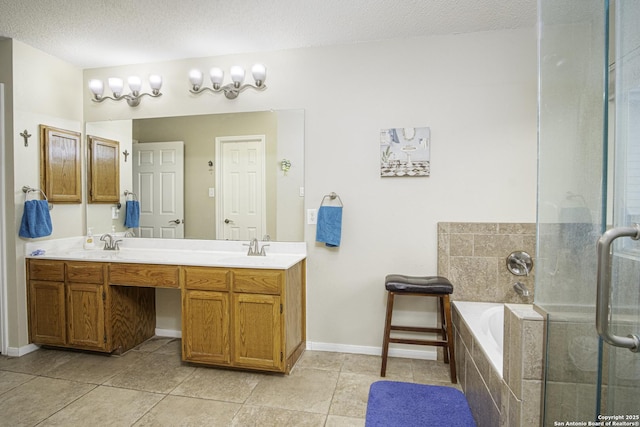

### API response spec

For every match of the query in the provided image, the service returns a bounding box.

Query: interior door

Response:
[215,135,266,240]
[132,141,184,238]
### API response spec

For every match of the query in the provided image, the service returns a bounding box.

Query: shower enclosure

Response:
[537,0,640,424]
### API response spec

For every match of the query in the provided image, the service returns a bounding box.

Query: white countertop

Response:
[25,237,307,270]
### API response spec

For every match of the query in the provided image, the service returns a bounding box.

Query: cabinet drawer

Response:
[28,260,64,281]
[184,267,230,291]
[109,263,180,288]
[67,262,104,284]
[233,269,282,295]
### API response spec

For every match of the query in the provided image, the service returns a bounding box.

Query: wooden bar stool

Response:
[380,274,457,383]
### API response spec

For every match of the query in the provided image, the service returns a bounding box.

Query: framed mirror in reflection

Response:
[85,109,304,242]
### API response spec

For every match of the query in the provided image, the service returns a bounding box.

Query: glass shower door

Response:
[537,0,640,424]
[600,0,640,417]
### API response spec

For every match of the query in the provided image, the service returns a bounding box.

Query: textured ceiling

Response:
[0,0,536,69]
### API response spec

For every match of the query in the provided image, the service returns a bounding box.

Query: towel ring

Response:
[320,192,343,207]
[22,186,53,210]
[124,190,138,201]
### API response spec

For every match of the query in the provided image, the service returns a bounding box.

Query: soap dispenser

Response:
[84,228,95,250]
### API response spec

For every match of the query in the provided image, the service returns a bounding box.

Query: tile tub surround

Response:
[438,222,536,303]
[453,302,544,427]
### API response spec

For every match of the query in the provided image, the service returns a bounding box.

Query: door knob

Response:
[224,218,234,224]
[168,219,182,225]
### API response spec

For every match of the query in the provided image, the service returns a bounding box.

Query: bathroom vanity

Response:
[25,238,306,374]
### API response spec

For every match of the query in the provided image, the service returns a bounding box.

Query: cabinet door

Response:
[87,135,120,203]
[183,290,230,364]
[232,293,283,371]
[28,280,66,345]
[66,283,107,351]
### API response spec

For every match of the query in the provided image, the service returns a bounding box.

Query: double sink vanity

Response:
[25,237,306,374]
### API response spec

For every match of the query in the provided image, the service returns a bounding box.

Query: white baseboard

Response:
[155,328,182,338]
[5,343,39,357]
[5,337,434,361]
[306,341,437,360]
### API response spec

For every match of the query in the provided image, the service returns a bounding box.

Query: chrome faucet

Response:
[100,233,122,251]
[513,281,531,297]
[245,238,269,256]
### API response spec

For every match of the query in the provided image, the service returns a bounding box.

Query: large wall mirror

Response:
[85,109,305,242]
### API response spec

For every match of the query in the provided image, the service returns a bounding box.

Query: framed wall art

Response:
[380,127,430,177]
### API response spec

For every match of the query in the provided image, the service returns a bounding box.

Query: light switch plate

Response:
[208,187,215,197]
[111,206,119,219]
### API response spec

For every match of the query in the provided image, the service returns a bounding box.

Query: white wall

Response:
[6,40,83,351]
[3,28,537,354]
[84,29,538,353]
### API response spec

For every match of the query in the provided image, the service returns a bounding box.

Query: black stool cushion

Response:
[385,274,453,295]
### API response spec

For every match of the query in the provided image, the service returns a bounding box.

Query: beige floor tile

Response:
[246,367,339,414]
[104,352,195,394]
[0,370,35,395]
[0,348,80,376]
[39,385,164,426]
[295,350,345,371]
[171,367,262,403]
[341,353,384,376]
[134,395,241,426]
[325,414,366,427]
[411,358,457,385]
[381,356,415,380]
[0,376,95,426]
[329,372,380,418]
[152,338,182,356]
[43,349,149,385]
[231,405,326,426]
[133,336,177,353]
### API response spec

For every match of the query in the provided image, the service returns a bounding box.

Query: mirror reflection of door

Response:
[132,141,184,238]
[216,135,266,240]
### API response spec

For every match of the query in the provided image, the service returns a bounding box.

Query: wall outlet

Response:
[307,208,317,225]
[111,206,119,219]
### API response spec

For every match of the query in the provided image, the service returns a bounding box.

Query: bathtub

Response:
[453,301,504,377]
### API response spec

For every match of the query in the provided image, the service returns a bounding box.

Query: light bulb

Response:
[149,74,162,91]
[127,76,142,94]
[209,67,224,87]
[189,69,203,89]
[108,77,124,96]
[230,66,245,86]
[251,64,266,86]
[88,79,104,97]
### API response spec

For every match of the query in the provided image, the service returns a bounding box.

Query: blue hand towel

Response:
[316,205,342,247]
[124,200,140,228]
[19,200,53,239]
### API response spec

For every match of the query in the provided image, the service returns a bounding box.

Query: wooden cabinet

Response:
[27,257,306,373]
[182,262,306,373]
[39,125,82,203]
[27,259,108,352]
[87,135,120,203]
[27,259,155,354]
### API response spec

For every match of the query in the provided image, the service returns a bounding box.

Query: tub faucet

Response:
[513,281,530,297]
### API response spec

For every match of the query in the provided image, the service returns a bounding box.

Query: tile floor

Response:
[0,337,460,426]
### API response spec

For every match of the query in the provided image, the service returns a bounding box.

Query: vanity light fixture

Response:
[188,64,266,99]
[88,75,163,107]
